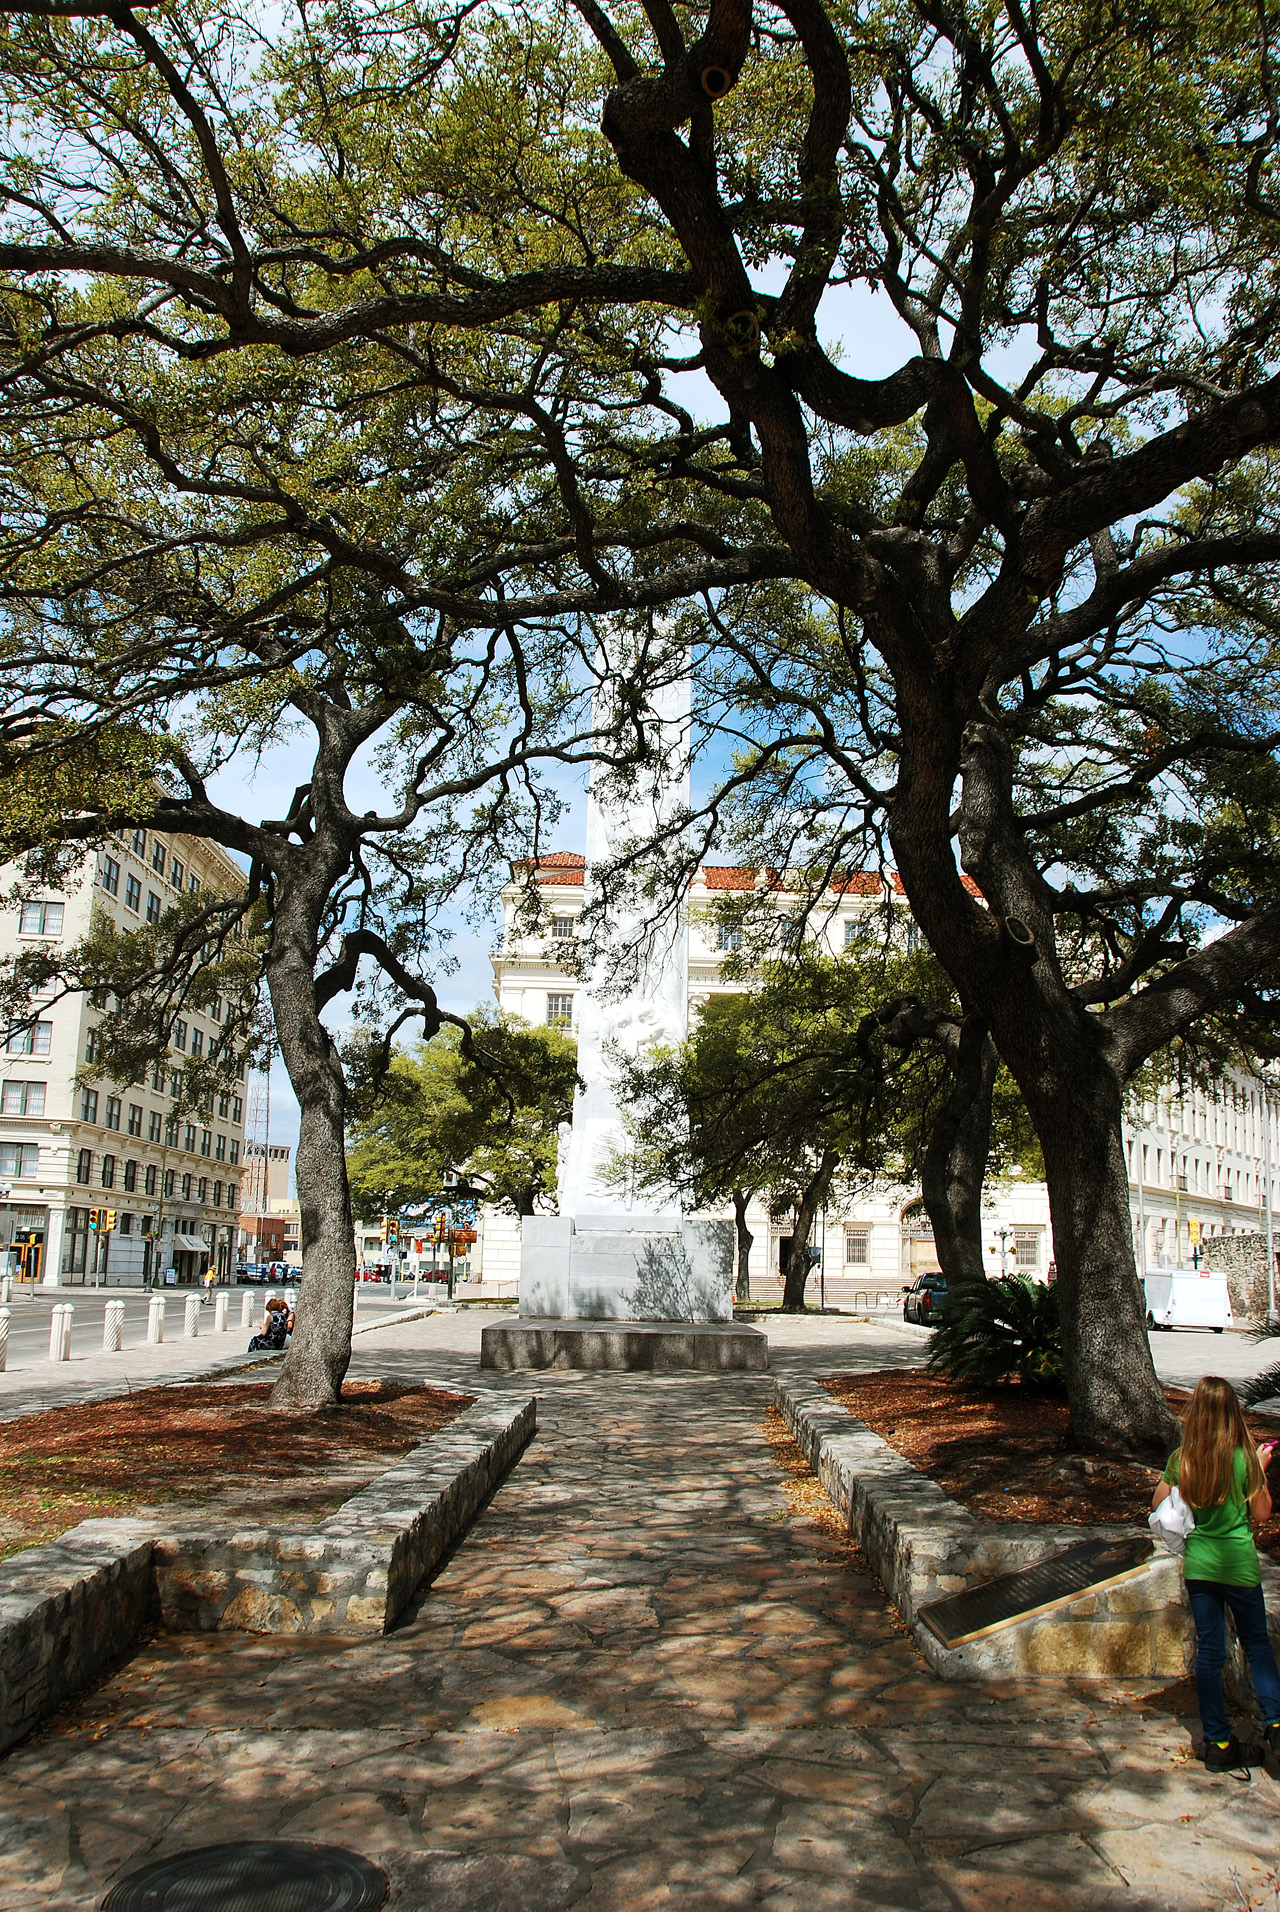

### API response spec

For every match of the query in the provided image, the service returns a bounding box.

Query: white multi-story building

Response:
[0,826,248,1286]
[488,853,1280,1296]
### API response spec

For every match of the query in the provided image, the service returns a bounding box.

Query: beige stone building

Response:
[0,826,248,1286]
[487,853,1280,1297]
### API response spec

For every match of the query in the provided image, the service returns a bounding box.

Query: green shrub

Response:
[927,1273,1064,1391]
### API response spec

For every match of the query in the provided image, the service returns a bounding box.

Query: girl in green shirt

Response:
[1153,1375,1279,1777]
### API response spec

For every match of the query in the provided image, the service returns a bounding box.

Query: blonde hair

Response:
[1175,1375,1265,1507]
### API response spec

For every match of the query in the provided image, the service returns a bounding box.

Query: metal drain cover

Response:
[101,1840,388,1911]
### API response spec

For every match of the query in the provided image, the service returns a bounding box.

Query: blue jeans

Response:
[1185,1580,1280,1742]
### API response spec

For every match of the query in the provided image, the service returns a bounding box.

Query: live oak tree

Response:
[6,0,1280,1447]
[345,1011,579,1222]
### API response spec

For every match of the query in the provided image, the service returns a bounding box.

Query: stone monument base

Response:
[480,1316,769,1373]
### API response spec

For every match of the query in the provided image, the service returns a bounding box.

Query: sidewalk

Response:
[1,1310,1276,1909]
[0,1304,437,1424]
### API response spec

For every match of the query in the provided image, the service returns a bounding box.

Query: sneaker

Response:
[1264,1722,1280,1758]
[1203,1735,1252,1778]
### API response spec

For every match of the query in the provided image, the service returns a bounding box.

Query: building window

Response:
[123,1159,138,1191]
[212,1180,222,1207]
[151,1063,165,1092]
[124,874,141,913]
[145,1163,157,1196]
[81,1088,99,1123]
[716,924,743,952]
[181,1172,192,1200]
[228,1181,238,1209]
[184,1122,196,1151]
[844,919,865,948]
[7,1022,52,1057]
[200,1128,211,1157]
[127,1103,142,1135]
[131,827,146,856]
[215,1132,226,1161]
[105,1095,121,1131]
[101,857,120,897]
[101,1153,115,1188]
[197,1175,208,1202]
[85,1029,102,1064]
[170,857,184,890]
[77,1147,93,1184]
[844,1227,870,1266]
[229,1140,239,1165]
[0,1141,38,1177]
[148,1110,162,1142]
[551,916,575,939]
[188,873,201,895]
[19,900,64,936]
[232,1096,243,1125]
[546,993,574,1026]
[1014,1229,1041,1271]
[151,841,166,873]
[0,1081,44,1115]
[173,1019,187,1051]
[217,1093,229,1118]
[165,1114,179,1147]
[191,1028,203,1059]
[146,890,162,924]
[169,1070,182,1099]
[163,1169,175,1197]
[119,1211,133,1235]
[211,999,223,1023]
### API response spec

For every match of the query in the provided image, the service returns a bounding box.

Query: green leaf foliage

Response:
[927,1275,1065,1393]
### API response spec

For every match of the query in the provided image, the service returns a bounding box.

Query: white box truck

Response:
[1143,1267,1233,1333]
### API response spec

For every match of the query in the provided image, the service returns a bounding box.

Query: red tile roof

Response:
[702,866,757,890]
[516,855,983,900]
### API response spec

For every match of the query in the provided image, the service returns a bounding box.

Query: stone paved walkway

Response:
[1,1314,1278,1909]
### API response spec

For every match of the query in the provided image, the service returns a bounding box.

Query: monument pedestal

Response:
[481,1315,768,1372]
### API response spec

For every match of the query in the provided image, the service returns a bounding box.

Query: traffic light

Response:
[379,1215,390,1245]
[87,1208,101,1232]
[103,1210,116,1233]
[386,1219,398,1246]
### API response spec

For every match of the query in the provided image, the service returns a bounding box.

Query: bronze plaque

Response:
[918,1533,1155,1649]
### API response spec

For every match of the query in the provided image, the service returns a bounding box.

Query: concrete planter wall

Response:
[775,1371,1280,1682]
[0,1392,535,1757]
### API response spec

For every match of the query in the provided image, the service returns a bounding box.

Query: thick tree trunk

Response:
[732,1186,753,1303]
[921,1016,997,1289]
[266,893,359,1410]
[781,1149,839,1311]
[1030,1062,1178,1456]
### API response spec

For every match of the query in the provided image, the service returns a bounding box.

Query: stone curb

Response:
[0,1389,535,1758]
[773,1369,1212,1682]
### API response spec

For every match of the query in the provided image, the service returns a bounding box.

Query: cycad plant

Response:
[927,1274,1064,1391]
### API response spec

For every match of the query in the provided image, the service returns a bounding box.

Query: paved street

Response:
[2,1311,1279,1910]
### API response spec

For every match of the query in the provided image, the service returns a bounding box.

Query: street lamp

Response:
[1261,1074,1278,1329]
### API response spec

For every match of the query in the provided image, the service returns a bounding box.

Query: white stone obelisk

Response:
[558,671,690,1219]
[520,668,734,1322]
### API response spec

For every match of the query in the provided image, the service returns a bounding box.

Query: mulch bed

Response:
[821,1368,1280,1560]
[0,1379,472,1561]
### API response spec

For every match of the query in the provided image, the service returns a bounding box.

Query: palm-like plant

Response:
[927,1274,1064,1391]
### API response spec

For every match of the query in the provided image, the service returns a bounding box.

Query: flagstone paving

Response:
[1,1313,1277,1910]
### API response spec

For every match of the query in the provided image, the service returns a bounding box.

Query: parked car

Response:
[902,1271,948,1324]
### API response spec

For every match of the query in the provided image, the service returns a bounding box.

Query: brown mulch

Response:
[0,1379,472,1561]
[821,1368,1280,1559]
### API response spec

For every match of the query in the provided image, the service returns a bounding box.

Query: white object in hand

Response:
[1149,1485,1195,1555]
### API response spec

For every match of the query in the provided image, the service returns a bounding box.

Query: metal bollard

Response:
[1,1275,10,1306]
[0,1306,8,1372]
[214,1292,228,1333]
[147,1294,165,1344]
[240,1290,253,1329]
[103,1298,124,1352]
[284,1288,296,1310]
[184,1293,200,1338]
